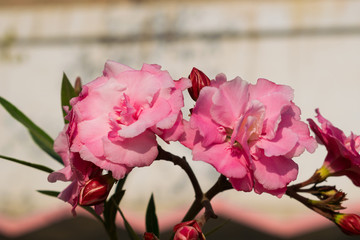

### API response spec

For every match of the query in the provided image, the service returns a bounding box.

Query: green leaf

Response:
[0,96,62,164]
[103,176,128,240]
[112,198,140,240]
[0,154,54,173]
[37,190,59,197]
[61,73,76,122]
[145,193,159,238]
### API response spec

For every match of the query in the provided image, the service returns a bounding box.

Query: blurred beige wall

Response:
[0,0,360,228]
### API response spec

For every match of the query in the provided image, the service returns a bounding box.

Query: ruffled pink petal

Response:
[48,165,73,183]
[256,128,298,157]
[175,77,192,91]
[103,130,158,168]
[118,97,172,138]
[210,73,227,88]
[81,77,128,117]
[141,64,175,89]
[190,87,226,147]
[231,100,265,158]
[178,120,197,149]
[315,109,347,142]
[159,112,186,142]
[249,78,294,140]
[211,77,249,128]
[253,153,298,191]
[229,172,253,192]
[156,88,184,130]
[57,181,80,207]
[254,182,287,198]
[53,125,71,166]
[74,115,110,156]
[193,142,248,179]
[78,145,131,180]
[103,60,134,78]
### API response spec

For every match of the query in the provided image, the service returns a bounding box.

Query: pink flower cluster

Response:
[184,74,317,197]
[48,61,190,211]
[49,61,317,211]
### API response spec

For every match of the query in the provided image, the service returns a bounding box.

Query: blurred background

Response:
[1,0,360,239]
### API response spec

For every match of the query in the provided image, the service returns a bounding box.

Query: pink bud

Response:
[79,174,115,206]
[173,220,205,240]
[188,67,211,101]
[334,213,360,235]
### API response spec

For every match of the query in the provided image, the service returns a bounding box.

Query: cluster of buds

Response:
[287,170,360,235]
[308,186,347,211]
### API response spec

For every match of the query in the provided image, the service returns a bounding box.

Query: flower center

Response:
[111,93,143,127]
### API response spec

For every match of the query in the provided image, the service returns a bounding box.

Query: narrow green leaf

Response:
[0,154,54,173]
[103,175,128,223]
[112,199,140,240]
[0,96,62,164]
[37,190,59,197]
[103,176,128,240]
[61,73,76,122]
[145,193,159,238]
[29,131,62,163]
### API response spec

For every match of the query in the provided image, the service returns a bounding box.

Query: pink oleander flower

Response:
[48,61,190,212]
[173,220,205,240]
[186,74,317,197]
[308,109,360,185]
[334,213,360,235]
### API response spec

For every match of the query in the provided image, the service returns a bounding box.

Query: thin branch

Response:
[182,175,233,222]
[156,145,203,200]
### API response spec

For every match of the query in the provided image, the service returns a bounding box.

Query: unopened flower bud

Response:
[188,67,211,101]
[310,186,347,211]
[79,174,115,206]
[143,232,159,240]
[334,213,360,235]
[173,220,205,240]
[74,76,83,96]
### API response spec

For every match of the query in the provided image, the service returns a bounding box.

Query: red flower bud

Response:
[143,232,159,240]
[188,67,211,101]
[79,174,115,206]
[173,220,205,240]
[334,213,360,235]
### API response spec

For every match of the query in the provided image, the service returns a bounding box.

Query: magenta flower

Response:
[48,61,190,211]
[308,109,360,185]
[187,74,317,197]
